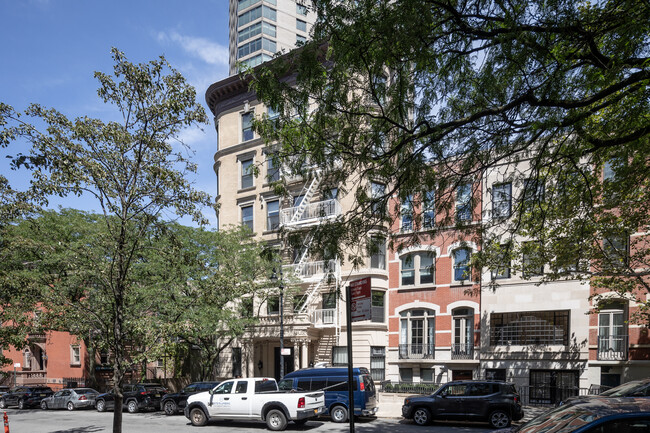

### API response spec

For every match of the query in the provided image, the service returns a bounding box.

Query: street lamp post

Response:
[270,268,285,379]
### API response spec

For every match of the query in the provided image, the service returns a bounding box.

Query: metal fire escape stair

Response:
[287,171,322,225]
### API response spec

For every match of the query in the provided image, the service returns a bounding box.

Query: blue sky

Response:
[0,0,231,226]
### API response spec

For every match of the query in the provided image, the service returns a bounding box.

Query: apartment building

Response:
[229,0,316,75]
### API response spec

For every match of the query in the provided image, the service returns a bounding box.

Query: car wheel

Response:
[127,399,138,413]
[163,400,177,416]
[67,401,75,411]
[17,399,25,410]
[330,405,348,423]
[266,408,288,431]
[40,400,48,410]
[189,407,208,426]
[489,410,511,429]
[0,398,5,409]
[96,399,106,412]
[413,407,432,426]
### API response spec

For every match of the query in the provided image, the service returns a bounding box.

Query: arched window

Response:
[399,309,435,359]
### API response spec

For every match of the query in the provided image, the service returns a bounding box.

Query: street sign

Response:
[350,277,371,322]
[280,348,291,356]
[13,363,20,368]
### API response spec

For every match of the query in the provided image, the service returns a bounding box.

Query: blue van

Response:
[278,367,378,422]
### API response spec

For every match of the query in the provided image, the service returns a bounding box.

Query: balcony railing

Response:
[451,343,474,360]
[597,335,629,361]
[280,199,341,226]
[312,309,337,327]
[284,260,339,280]
[399,343,435,359]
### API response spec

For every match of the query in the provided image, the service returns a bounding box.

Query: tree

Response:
[0,48,212,433]
[248,0,650,321]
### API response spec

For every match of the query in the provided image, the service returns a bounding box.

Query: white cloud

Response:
[157,31,229,67]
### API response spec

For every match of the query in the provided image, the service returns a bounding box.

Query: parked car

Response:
[95,383,167,413]
[40,388,99,411]
[496,397,650,432]
[278,367,378,422]
[0,386,54,409]
[0,386,9,397]
[160,381,219,415]
[401,380,523,429]
[184,377,325,431]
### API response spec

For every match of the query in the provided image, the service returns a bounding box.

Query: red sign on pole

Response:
[350,277,371,322]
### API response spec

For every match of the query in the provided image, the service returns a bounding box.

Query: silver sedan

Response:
[40,388,99,411]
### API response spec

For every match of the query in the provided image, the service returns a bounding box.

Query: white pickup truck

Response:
[184,377,325,431]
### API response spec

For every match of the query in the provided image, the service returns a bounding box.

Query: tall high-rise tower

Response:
[229,0,316,75]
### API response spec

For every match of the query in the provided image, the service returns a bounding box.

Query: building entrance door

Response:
[274,347,294,380]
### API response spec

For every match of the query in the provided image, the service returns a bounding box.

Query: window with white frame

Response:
[491,310,569,346]
[452,308,474,356]
[423,190,435,229]
[369,236,386,269]
[241,158,254,189]
[453,248,471,282]
[242,112,254,142]
[266,156,279,183]
[491,243,511,280]
[401,195,413,231]
[296,3,307,15]
[266,200,279,231]
[400,252,435,286]
[241,204,254,231]
[70,345,81,366]
[492,183,512,218]
[371,290,385,323]
[456,183,472,222]
[332,346,347,367]
[370,181,386,214]
[603,233,629,268]
[598,301,627,359]
[370,347,385,382]
[399,309,435,358]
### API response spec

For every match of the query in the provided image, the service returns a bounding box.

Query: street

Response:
[2,408,495,433]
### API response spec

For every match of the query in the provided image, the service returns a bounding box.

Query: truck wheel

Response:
[330,405,348,423]
[96,399,106,412]
[413,407,432,426]
[127,399,139,413]
[266,408,288,431]
[489,410,511,428]
[189,408,208,426]
[163,400,177,415]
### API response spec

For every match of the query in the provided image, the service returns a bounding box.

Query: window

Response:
[241,205,253,231]
[485,369,506,381]
[296,19,307,32]
[240,53,272,69]
[369,236,386,269]
[240,297,254,318]
[238,21,276,43]
[400,252,434,286]
[598,302,627,360]
[523,178,544,206]
[421,368,435,382]
[71,345,81,366]
[100,351,109,365]
[456,183,472,222]
[241,111,254,142]
[265,199,279,231]
[296,35,306,45]
[453,248,471,281]
[522,241,544,277]
[267,105,279,120]
[401,195,413,231]
[452,308,474,358]
[370,347,385,382]
[238,5,276,27]
[332,346,347,367]
[492,183,512,218]
[322,292,336,309]
[371,290,385,323]
[296,3,307,15]
[238,37,276,59]
[490,310,570,346]
[215,169,219,197]
[266,156,279,183]
[603,234,629,267]
[241,158,254,188]
[399,309,435,359]
[371,74,387,103]
[370,181,386,214]
[267,296,279,315]
[423,190,435,229]
[237,0,261,11]
[399,368,413,382]
[491,244,511,279]
[235,380,248,393]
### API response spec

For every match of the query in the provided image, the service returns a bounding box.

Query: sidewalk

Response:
[377,393,550,423]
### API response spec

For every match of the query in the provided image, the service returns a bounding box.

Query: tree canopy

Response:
[248,0,650,320]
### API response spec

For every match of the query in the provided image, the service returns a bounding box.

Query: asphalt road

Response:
[2,408,495,433]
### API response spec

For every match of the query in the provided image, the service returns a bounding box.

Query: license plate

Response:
[40,394,46,397]
[154,394,160,398]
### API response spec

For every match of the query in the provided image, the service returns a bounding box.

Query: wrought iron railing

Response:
[451,343,474,359]
[280,199,341,225]
[597,335,628,361]
[398,343,435,359]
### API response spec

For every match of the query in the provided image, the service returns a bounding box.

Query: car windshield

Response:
[143,386,166,392]
[600,381,647,397]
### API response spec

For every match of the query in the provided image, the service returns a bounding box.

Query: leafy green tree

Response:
[0,49,211,433]
[248,0,650,321]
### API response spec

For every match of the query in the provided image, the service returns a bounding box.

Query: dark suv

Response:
[95,383,167,413]
[0,386,54,409]
[402,380,524,429]
[160,381,219,415]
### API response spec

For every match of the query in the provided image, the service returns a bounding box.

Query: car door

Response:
[463,383,494,418]
[52,390,65,409]
[433,384,467,418]
[229,380,252,417]
[206,380,234,418]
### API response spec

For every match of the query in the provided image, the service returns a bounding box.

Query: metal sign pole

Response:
[345,283,355,433]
